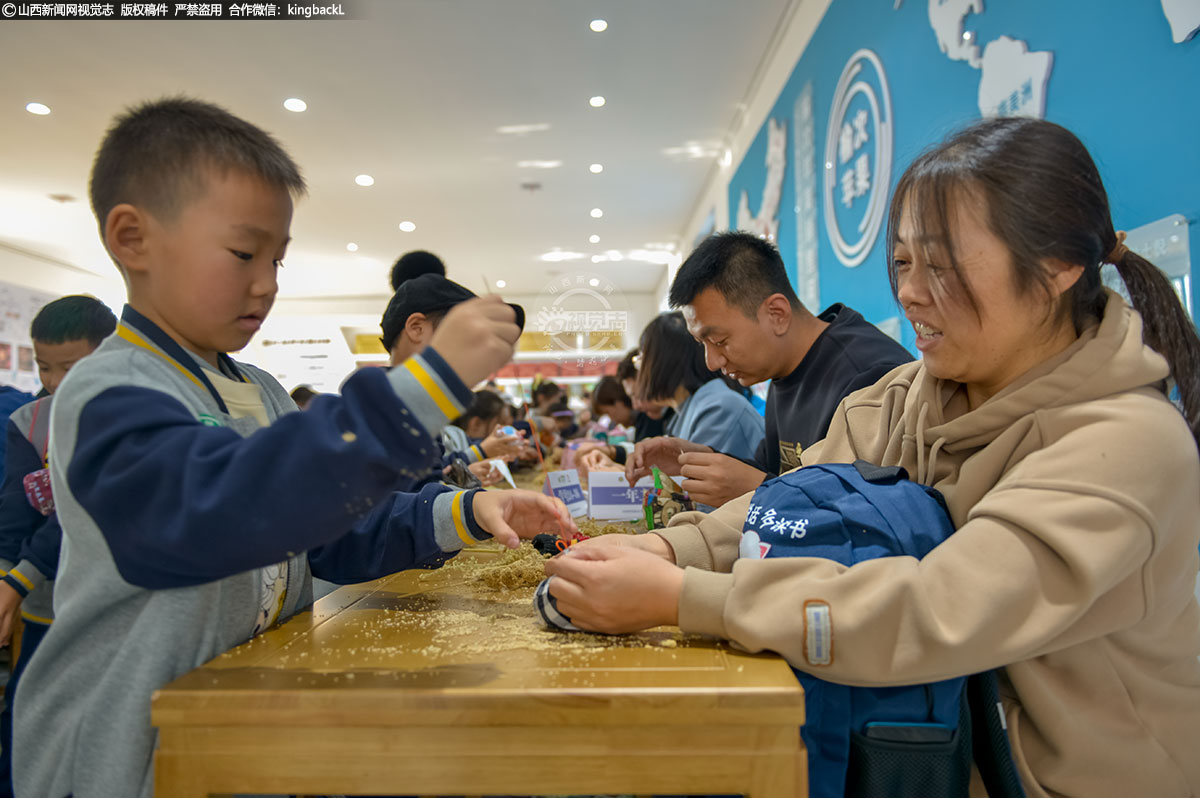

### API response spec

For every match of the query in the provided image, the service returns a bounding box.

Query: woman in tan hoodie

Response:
[546,117,1200,798]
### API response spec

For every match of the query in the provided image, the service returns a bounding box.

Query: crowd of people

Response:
[0,95,1195,798]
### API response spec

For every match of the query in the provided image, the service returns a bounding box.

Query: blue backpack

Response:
[742,461,1025,798]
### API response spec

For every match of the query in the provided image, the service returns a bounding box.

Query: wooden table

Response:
[152,550,807,797]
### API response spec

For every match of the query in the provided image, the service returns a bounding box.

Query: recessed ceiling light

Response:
[283,98,307,112]
[591,255,603,263]
[590,19,607,32]
[355,174,374,186]
[496,122,550,135]
[516,159,563,169]
[589,163,604,174]
[590,208,603,218]
[25,102,50,115]
[588,234,600,244]
[398,221,416,232]
[589,278,600,287]
[496,279,507,288]
[540,250,585,262]
[589,96,606,108]
[346,242,358,252]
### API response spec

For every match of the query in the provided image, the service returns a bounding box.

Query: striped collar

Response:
[116,305,246,415]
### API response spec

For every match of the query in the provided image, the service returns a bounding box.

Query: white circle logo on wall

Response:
[533,272,629,364]
[823,49,893,268]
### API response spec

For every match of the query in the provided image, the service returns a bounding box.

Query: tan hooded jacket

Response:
[658,292,1200,798]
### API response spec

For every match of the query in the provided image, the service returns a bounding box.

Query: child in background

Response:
[0,294,117,797]
[13,97,573,798]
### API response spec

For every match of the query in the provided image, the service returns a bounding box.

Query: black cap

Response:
[380,273,525,351]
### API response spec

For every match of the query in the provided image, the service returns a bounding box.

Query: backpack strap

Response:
[969,670,1027,798]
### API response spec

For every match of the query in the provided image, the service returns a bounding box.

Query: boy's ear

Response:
[105,204,151,274]
[404,312,430,343]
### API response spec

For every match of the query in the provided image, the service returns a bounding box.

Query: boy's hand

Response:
[430,296,520,388]
[0,582,24,647]
[626,437,713,483]
[678,453,766,508]
[544,545,685,634]
[473,489,577,549]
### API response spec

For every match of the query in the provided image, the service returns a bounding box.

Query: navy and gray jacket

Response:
[14,306,492,798]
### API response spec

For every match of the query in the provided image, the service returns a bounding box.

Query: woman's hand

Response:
[472,489,577,548]
[544,545,685,634]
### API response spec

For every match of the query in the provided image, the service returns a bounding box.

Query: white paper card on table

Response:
[587,471,655,521]
[542,469,589,518]
[486,458,516,488]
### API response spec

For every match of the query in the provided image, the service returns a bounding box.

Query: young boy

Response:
[382,272,527,475]
[0,295,117,796]
[13,97,572,798]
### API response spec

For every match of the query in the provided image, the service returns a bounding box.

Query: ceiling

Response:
[0,0,794,306]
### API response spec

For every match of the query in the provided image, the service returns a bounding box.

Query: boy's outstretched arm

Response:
[309,484,575,584]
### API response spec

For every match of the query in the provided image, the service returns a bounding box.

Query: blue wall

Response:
[728,0,1200,353]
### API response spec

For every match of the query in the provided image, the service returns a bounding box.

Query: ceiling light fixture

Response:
[283,98,307,112]
[589,234,600,244]
[25,102,50,115]
[346,243,358,252]
[516,159,563,169]
[589,278,600,287]
[589,163,603,174]
[496,279,507,288]
[398,221,416,232]
[355,174,374,186]
[590,208,604,218]
[496,122,550,135]
[589,96,606,108]
[589,19,607,32]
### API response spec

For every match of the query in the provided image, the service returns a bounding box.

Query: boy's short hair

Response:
[89,97,306,253]
[668,231,801,318]
[30,295,117,346]
[390,250,446,291]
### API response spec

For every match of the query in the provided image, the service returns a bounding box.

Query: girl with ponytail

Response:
[549,117,1200,798]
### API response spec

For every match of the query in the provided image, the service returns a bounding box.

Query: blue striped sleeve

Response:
[67,364,457,590]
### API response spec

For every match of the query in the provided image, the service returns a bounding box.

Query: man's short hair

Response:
[90,97,306,251]
[30,295,117,346]
[668,231,800,318]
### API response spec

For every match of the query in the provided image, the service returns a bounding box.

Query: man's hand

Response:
[0,582,23,648]
[544,545,685,634]
[626,437,713,483]
[428,296,521,388]
[472,489,577,549]
[677,452,767,508]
